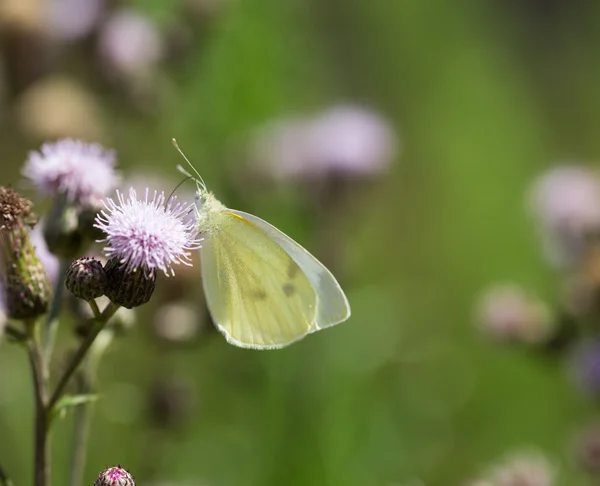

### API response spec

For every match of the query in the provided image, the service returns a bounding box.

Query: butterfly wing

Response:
[200,211,318,349]
[228,210,351,330]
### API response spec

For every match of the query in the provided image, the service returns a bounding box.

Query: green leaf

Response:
[52,393,100,420]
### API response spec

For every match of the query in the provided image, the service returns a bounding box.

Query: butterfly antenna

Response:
[166,174,195,206]
[172,138,207,191]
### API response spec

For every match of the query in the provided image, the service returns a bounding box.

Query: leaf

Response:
[52,393,100,420]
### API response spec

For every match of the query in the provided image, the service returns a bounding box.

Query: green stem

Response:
[46,302,119,414]
[67,373,92,486]
[67,299,110,486]
[42,259,69,375]
[27,331,49,486]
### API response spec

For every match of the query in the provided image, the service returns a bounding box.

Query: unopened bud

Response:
[65,257,106,301]
[94,466,135,486]
[104,258,156,309]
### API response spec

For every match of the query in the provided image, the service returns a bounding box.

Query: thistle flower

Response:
[95,189,201,277]
[250,106,399,181]
[528,165,600,268]
[0,187,51,320]
[475,284,554,345]
[94,189,201,308]
[97,8,163,78]
[488,450,556,486]
[23,138,118,204]
[94,466,135,486]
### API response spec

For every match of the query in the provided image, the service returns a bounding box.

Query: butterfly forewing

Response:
[228,210,351,329]
[200,211,318,349]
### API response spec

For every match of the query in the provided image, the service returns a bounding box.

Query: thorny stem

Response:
[47,302,120,413]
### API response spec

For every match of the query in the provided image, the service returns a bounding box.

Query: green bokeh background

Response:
[1,1,600,485]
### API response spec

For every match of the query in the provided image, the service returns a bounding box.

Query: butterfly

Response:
[173,139,351,349]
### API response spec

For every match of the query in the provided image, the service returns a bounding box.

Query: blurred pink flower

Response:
[528,165,600,267]
[97,8,163,77]
[46,0,104,41]
[23,139,119,204]
[304,105,400,176]
[29,221,60,285]
[488,450,556,486]
[250,105,400,181]
[475,284,553,345]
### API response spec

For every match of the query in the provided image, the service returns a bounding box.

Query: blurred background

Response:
[2,0,600,485]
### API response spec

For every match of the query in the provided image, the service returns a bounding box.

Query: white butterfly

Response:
[173,139,351,349]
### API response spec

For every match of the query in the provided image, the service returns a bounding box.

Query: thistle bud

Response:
[94,466,135,486]
[104,258,156,309]
[65,257,106,301]
[0,187,51,320]
[77,196,105,241]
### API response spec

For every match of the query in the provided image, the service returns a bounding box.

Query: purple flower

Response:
[528,165,600,268]
[249,105,400,181]
[94,188,202,277]
[97,8,163,77]
[570,340,600,396]
[29,222,60,285]
[23,139,119,203]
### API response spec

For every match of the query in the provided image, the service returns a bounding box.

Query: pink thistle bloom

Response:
[94,188,202,277]
[23,139,119,203]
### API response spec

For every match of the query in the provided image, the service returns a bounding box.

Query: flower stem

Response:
[67,373,92,486]
[27,329,49,486]
[47,302,119,414]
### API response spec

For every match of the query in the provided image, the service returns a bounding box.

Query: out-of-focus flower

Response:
[574,424,600,474]
[46,0,104,41]
[250,106,399,182]
[528,165,600,268]
[94,466,135,486]
[95,188,202,277]
[65,257,106,301]
[97,8,163,78]
[488,450,556,486]
[153,301,204,345]
[569,340,600,396]
[304,105,399,177]
[23,139,118,204]
[15,75,104,140]
[29,220,59,284]
[475,284,554,345]
[0,188,51,320]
